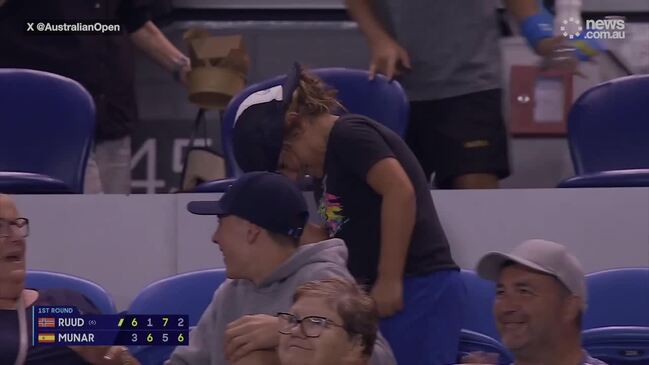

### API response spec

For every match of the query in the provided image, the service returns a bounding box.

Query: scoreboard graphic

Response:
[33,306,189,346]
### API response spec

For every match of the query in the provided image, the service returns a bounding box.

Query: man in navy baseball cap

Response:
[187,171,308,240]
[170,172,398,365]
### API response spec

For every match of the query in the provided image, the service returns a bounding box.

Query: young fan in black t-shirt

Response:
[233,63,467,365]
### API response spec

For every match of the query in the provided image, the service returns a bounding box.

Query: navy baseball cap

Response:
[233,62,303,172]
[187,172,308,239]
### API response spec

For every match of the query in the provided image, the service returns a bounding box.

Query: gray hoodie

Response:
[166,239,396,365]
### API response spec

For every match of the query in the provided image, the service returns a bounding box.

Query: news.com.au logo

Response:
[559,16,626,40]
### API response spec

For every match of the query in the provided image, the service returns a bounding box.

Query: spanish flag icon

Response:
[38,333,56,343]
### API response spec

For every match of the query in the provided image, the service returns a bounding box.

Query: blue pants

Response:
[380,269,466,365]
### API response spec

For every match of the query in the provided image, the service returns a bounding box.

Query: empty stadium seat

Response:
[581,268,649,365]
[0,69,95,193]
[26,270,116,314]
[582,326,649,365]
[584,268,649,329]
[559,75,649,188]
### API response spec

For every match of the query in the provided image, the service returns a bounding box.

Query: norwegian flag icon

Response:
[38,317,56,328]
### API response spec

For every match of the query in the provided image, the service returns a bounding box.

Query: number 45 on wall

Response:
[130,139,165,194]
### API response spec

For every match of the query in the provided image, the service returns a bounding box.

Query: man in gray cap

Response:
[475,239,607,365]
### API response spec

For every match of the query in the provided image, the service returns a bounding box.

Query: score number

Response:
[130,332,186,345]
[116,315,189,346]
[122,315,187,329]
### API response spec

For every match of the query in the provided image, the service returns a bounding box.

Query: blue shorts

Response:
[380,269,466,365]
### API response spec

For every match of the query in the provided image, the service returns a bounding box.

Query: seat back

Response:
[0,69,95,193]
[127,269,226,365]
[221,68,409,176]
[582,326,649,365]
[458,329,512,365]
[567,75,649,175]
[460,269,501,340]
[26,270,116,314]
[128,269,227,326]
[584,268,649,329]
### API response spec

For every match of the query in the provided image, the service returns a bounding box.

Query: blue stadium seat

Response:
[460,269,501,340]
[559,75,649,188]
[584,268,649,329]
[582,326,649,365]
[26,270,116,314]
[0,69,95,193]
[581,268,649,365]
[458,329,513,365]
[194,67,409,192]
[127,269,227,365]
[459,270,512,364]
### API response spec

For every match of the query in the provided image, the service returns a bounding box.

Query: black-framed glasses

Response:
[0,218,29,238]
[277,312,345,338]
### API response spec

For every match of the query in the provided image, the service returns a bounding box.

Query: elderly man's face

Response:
[0,194,27,300]
[493,264,574,353]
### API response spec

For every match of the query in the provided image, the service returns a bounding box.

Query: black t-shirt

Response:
[317,114,458,286]
[0,288,100,365]
[0,0,151,141]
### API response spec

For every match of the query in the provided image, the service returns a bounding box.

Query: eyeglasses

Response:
[277,312,345,338]
[0,218,30,238]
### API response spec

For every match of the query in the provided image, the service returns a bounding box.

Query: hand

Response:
[172,55,191,87]
[69,345,141,365]
[175,64,191,87]
[461,351,499,364]
[370,276,403,318]
[536,36,585,77]
[224,314,280,363]
[368,37,411,80]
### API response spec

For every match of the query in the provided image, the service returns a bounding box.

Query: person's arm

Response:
[344,0,392,49]
[366,158,416,317]
[504,0,538,22]
[505,0,602,64]
[129,21,190,84]
[504,0,561,57]
[344,0,410,79]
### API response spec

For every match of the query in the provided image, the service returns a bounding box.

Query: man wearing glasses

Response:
[0,194,141,364]
[166,172,395,365]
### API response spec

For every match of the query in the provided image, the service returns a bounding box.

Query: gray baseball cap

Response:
[476,239,587,308]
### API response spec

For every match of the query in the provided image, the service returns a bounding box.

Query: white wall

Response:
[14,189,649,310]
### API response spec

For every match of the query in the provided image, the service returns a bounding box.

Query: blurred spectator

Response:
[0,0,190,194]
[0,194,140,364]
[166,172,395,365]
[345,0,593,189]
[278,278,380,365]
[474,239,608,365]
